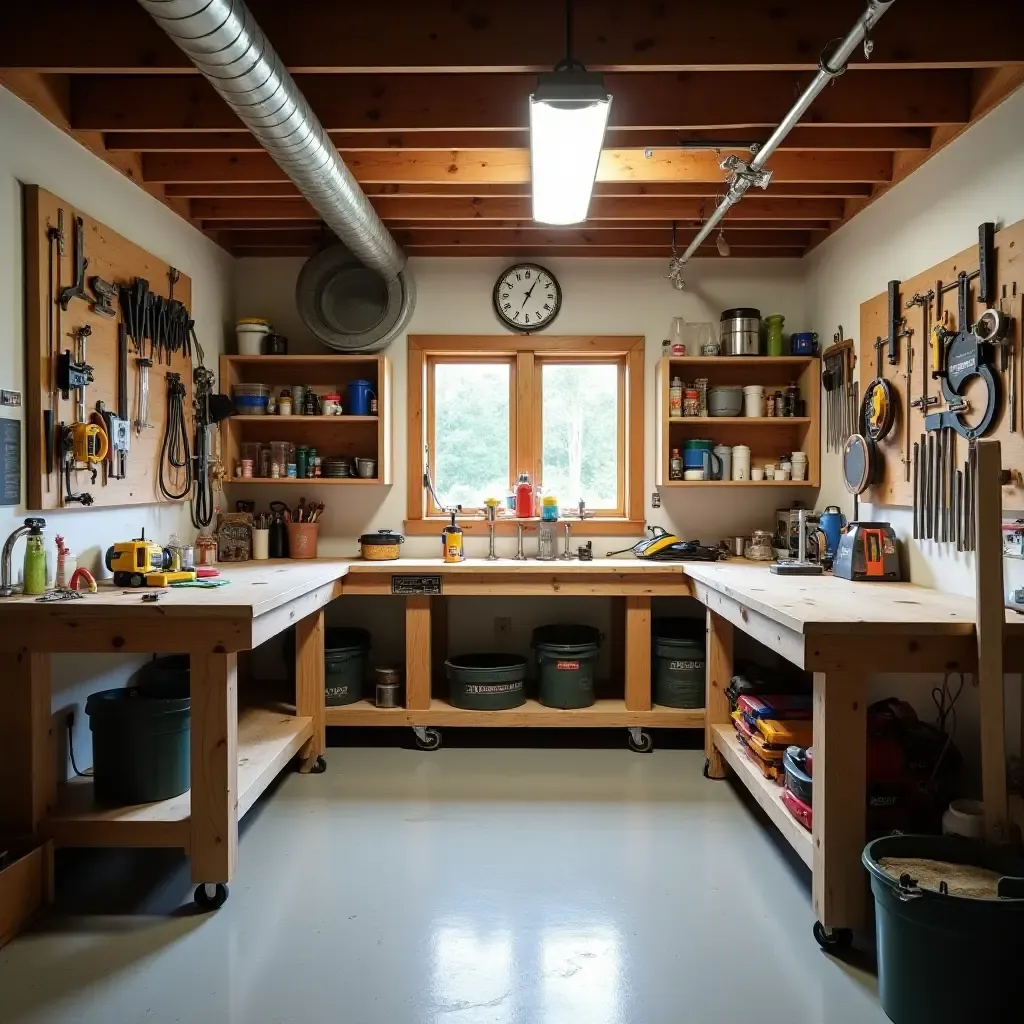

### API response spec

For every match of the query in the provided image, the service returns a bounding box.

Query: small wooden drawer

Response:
[0,840,53,949]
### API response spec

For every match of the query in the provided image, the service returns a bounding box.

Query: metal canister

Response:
[296,446,309,479]
[775,389,789,417]
[785,382,800,417]
[375,667,402,708]
[719,308,762,356]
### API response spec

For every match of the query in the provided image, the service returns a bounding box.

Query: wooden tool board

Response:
[859,214,1024,511]
[24,186,193,512]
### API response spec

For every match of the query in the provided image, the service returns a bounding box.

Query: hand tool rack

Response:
[24,186,194,511]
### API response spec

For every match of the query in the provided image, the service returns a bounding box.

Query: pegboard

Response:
[859,214,1024,511]
[24,186,194,512]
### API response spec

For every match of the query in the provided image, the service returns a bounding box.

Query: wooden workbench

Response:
[685,559,1024,947]
[337,558,703,735]
[0,560,347,907]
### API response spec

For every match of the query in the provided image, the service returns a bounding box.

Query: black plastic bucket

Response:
[87,659,190,806]
[324,627,371,706]
[863,833,1024,1023]
[652,618,706,708]
[532,624,601,709]
[446,653,527,710]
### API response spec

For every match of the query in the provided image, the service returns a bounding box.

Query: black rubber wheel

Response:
[414,727,442,751]
[703,757,712,778]
[308,754,327,774]
[813,921,853,953]
[194,883,229,911]
[627,730,653,753]
[129,573,145,587]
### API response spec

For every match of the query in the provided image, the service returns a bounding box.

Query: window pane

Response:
[541,363,620,510]
[433,362,510,508]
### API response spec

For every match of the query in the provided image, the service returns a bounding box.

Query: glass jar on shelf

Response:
[669,448,683,481]
[683,389,700,417]
[669,376,683,418]
[745,530,774,562]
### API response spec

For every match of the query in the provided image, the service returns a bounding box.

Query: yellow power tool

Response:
[105,529,196,587]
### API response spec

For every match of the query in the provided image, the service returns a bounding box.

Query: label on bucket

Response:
[466,682,522,694]
[556,661,580,671]
[326,685,350,698]
[669,660,703,672]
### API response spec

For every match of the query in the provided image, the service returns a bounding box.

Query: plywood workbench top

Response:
[341,557,685,574]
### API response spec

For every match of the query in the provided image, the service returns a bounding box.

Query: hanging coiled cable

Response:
[160,372,192,501]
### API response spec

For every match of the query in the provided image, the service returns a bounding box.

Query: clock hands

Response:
[520,274,544,309]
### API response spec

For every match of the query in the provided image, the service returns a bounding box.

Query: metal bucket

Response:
[720,307,762,356]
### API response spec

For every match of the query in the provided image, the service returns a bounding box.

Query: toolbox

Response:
[783,745,813,804]
[736,693,812,721]
[738,738,785,781]
[755,717,813,749]
[781,787,813,831]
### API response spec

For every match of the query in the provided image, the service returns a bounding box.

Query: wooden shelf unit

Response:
[325,698,704,728]
[712,724,813,867]
[46,707,312,850]
[220,354,393,487]
[656,356,821,488]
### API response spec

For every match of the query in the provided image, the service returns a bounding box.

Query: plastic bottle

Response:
[515,473,534,518]
[23,521,47,595]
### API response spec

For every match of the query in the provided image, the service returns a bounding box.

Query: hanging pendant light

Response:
[530,1,611,225]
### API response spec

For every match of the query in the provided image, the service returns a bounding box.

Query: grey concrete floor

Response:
[0,745,888,1024]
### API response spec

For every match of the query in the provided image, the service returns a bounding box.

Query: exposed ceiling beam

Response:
[71,71,970,132]
[190,196,845,222]
[205,218,831,233]
[105,126,934,152]
[226,246,806,259]
[5,1,1022,73]
[165,181,873,200]
[142,150,892,186]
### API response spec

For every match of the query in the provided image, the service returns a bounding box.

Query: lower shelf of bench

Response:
[712,724,813,867]
[46,707,313,851]
[326,698,704,728]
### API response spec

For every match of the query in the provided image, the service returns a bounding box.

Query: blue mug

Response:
[790,332,818,355]
[347,379,376,416]
[683,448,723,479]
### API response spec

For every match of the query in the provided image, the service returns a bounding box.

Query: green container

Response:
[324,627,371,707]
[86,663,190,807]
[863,834,1024,1023]
[653,617,706,709]
[532,624,601,709]
[447,653,527,710]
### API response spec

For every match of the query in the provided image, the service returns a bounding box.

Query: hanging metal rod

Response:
[674,0,897,267]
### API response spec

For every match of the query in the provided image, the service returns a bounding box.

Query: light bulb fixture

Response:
[716,229,731,257]
[530,2,611,225]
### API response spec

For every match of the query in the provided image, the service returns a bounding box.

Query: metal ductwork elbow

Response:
[137,0,414,351]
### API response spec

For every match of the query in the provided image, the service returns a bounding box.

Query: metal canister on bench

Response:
[375,667,402,708]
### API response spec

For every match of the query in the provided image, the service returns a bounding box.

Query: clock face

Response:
[493,264,561,333]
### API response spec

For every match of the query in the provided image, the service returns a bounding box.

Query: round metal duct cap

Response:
[296,245,414,352]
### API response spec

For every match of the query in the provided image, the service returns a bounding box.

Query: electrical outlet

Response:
[494,616,512,636]
[651,492,661,508]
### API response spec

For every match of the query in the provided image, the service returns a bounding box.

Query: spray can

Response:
[441,511,464,563]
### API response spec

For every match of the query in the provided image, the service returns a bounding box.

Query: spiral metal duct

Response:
[137,0,414,350]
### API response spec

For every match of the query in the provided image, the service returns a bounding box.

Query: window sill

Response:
[404,518,646,537]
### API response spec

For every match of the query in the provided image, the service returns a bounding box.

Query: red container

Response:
[515,475,534,518]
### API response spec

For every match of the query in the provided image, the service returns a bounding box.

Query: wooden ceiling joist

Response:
[4,1,1022,73]
[141,150,893,186]
[190,196,845,222]
[105,127,934,153]
[71,71,970,133]
[165,182,873,201]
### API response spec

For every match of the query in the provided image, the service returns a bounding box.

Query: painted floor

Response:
[0,746,888,1024]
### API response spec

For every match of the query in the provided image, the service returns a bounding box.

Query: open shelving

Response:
[325,698,704,729]
[220,354,393,486]
[656,355,821,488]
[46,707,312,850]
[712,724,813,867]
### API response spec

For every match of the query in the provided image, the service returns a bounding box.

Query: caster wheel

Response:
[627,729,653,753]
[194,883,229,911]
[414,727,442,751]
[308,754,327,774]
[812,921,853,954]
[703,757,711,778]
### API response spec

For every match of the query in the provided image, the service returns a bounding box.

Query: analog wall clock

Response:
[493,263,562,333]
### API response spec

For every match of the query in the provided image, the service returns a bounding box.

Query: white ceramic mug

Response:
[776,466,791,481]
[751,467,765,481]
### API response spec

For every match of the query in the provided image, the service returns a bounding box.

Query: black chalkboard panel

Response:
[0,418,21,506]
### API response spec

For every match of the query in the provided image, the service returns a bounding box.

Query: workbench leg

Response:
[190,654,238,887]
[812,670,867,933]
[406,596,431,711]
[624,596,652,711]
[295,608,326,773]
[704,611,733,780]
[0,649,53,837]
[431,596,448,700]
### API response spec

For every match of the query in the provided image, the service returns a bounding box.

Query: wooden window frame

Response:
[407,335,645,537]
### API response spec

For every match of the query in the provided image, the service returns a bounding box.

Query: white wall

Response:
[0,86,234,776]
[805,85,1024,771]
[235,255,809,555]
